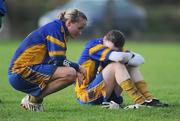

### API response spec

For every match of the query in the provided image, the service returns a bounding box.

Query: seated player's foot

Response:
[124,104,143,109]
[102,101,123,109]
[143,99,168,107]
[124,99,168,109]
[20,95,44,112]
[107,91,123,105]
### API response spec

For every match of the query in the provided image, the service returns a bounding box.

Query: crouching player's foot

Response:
[20,95,44,112]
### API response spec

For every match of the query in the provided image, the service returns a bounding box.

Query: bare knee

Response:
[108,62,126,71]
[52,67,77,82]
[103,62,130,83]
[66,68,77,81]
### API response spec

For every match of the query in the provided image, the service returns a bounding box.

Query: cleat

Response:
[124,104,143,109]
[143,99,168,107]
[124,99,169,109]
[20,95,44,112]
[102,101,122,109]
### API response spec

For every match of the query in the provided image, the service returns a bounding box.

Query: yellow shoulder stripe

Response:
[89,44,104,55]
[46,35,65,48]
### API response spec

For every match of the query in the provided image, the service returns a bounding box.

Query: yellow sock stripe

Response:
[135,80,154,100]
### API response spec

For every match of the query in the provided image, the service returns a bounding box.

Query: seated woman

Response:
[75,30,168,109]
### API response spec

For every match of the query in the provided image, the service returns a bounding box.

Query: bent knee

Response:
[108,62,126,70]
[52,67,77,81]
[66,68,77,81]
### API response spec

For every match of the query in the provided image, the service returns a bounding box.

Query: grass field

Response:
[0,40,180,121]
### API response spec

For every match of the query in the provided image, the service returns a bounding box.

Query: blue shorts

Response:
[8,64,57,97]
[77,73,123,105]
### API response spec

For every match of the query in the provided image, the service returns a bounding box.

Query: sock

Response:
[107,91,123,105]
[120,79,145,104]
[29,95,43,104]
[135,80,154,100]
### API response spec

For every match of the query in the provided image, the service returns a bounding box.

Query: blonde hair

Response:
[58,9,87,22]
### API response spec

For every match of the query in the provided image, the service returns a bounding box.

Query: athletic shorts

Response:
[77,73,106,105]
[77,73,123,105]
[8,64,57,97]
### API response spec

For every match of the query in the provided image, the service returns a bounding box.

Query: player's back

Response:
[8,20,65,74]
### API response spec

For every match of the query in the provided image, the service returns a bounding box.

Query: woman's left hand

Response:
[77,66,87,85]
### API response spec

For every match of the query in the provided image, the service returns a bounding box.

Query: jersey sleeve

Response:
[0,0,7,16]
[45,25,80,70]
[45,29,67,66]
[89,44,112,62]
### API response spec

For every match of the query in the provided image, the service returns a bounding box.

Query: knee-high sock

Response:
[120,79,145,104]
[135,80,154,100]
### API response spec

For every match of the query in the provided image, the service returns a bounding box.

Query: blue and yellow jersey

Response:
[8,19,69,75]
[75,38,114,94]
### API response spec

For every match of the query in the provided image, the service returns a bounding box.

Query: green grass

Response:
[0,40,180,121]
